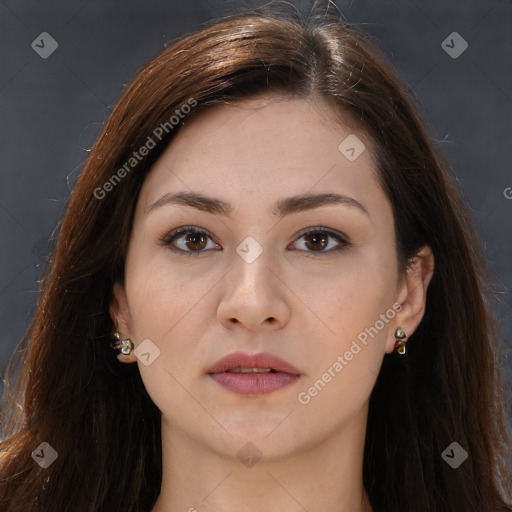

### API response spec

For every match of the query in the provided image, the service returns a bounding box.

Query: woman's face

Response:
[111,95,426,460]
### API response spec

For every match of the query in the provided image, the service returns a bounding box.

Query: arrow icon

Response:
[31,442,58,468]
[441,32,468,59]
[441,441,468,468]
[338,134,365,161]
[237,441,263,468]
[134,339,161,366]
[31,32,58,59]
[236,237,263,263]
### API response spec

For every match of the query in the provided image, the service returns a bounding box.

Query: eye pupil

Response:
[305,232,328,251]
[186,233,207,251]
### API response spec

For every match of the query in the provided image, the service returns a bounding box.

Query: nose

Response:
[217,250,291,332]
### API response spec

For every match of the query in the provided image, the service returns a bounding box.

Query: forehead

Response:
[138,95,387,221]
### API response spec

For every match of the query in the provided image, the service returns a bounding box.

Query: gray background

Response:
[1,0,511,433]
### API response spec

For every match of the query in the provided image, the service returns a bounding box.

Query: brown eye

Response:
[291,228,350,255]
[184,232,208,251]
[304,232,329,251]
[161,226,220,256]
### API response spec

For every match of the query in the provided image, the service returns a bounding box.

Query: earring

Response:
[394,328,407,355]
[110,332,136,363]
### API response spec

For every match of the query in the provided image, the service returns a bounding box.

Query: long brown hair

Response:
[1,2,510,511]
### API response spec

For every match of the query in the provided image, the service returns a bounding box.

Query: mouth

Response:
[207,351,302,396]
[224,368,275,373]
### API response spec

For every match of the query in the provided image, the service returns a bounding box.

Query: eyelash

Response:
[159,225,351,257]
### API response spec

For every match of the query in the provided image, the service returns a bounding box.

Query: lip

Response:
[207,351,302,396]
[207,351,301,375]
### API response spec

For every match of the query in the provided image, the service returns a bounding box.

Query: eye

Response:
[160,225,351,256]
[289,227,351,255]
[160,226,220,256]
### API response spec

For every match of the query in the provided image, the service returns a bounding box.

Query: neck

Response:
[151,407,372,512]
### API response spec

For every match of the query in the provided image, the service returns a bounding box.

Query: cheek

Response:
[306,250,397,341]
[297,249,397,404]
[122,255,215,411]
[122,262,191,378]
[123,248,225,376]
[124,246,208,335]
[296,282,391,424]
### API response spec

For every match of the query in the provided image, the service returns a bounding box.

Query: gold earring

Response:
[394,328,407,355]
[110,332,136,363]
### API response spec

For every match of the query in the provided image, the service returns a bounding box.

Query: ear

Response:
[110,282,136,363]
[385,246,435,354]
[110,282,131,332]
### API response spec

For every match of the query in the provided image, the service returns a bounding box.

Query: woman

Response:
[0,2,510,511]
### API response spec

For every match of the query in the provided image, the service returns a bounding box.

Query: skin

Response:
[110,95,434,512]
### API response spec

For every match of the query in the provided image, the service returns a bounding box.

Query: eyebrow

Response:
[145,191,369,218]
